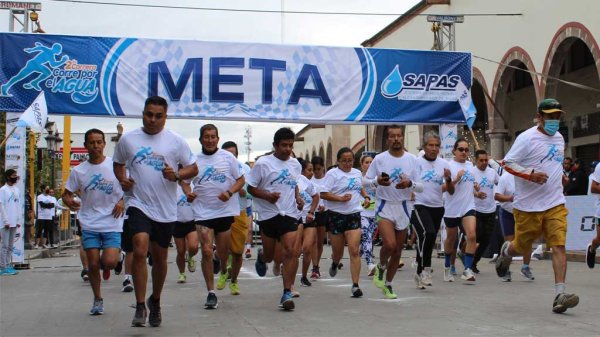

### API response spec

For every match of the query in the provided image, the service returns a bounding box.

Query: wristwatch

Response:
[227,190,233,197]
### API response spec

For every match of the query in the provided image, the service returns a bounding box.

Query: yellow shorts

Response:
[512,204,568,254]
[230,211,248,255]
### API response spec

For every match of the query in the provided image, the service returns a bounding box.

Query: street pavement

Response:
[1,246,599,337]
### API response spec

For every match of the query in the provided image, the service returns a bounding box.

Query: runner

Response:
[321,147,370,297]
[173,182,198,284]
[113,96,198,327]
[185,124,245,308]
[295,158,319,287]
[359,154,378,276]
[443,138,478,283]
[586,165,600,268]
[496,98,579,313]
[411,131,453,289]
[248,127,303,310]
[62,129,125,315]
[310,156,327,279]
[470,149,499,274]
[363,125,420,299]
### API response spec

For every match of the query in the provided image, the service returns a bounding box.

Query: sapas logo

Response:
[381,65,461,101]
[0,42,98,104]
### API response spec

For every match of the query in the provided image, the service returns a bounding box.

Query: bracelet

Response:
[227,191,233,197]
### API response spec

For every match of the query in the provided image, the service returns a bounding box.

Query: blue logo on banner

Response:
[381,64,461,101]
[0,42,98,104]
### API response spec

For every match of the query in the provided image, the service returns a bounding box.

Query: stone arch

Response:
[318,142,325,160]
[326,138,333,168]
[311,145,317,160]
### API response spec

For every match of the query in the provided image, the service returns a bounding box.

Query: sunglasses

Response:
[456,147,469,153]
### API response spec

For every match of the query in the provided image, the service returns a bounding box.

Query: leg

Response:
[197,226,215,291]
[345,229,362,285]
[86,249,102,299]
[462,216,477,269]
[378,218,396,270]
[280,230,299,290]
[132,233,150,304]
[312,225,326,271]
[0,227,10,269]
[186,229,199,258]
[100,247,120,270]
[386,229,406,283]
[149,242,169,300]
[214,230,231,275]
[301,227,316,278]
[174,237,187,274]
[474,213,495,267]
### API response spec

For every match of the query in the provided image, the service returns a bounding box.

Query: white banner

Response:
[5,113,26,263]
[565,195,597,251]
[440,123,457,160]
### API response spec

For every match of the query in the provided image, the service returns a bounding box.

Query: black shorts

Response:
[173,221,196,238]
[126,207,175,249]
[315,211,328,228]
[303,217,317,228]
[121,218,133,253]
[444,209,476,228]
[327,211,361,235]
[196,216,233,234]
[258,215,298,239]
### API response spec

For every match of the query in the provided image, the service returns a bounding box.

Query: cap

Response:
[537,98,565,114]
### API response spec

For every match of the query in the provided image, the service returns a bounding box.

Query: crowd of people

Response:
[1,96,599,326]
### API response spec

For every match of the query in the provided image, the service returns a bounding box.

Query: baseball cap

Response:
[537,98,565,114]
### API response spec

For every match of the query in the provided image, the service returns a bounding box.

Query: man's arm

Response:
[591,180,600,194]
[113,162,134,191]
[61,189,80,211]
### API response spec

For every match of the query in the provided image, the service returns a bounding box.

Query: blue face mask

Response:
[543,119,560,135]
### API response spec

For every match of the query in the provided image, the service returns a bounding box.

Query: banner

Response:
[565,195,597,251]
[0,33,472,124]
[4,113,26,263]
[440,123,457,160]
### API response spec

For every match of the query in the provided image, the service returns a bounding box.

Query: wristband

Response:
[227,190,233,197]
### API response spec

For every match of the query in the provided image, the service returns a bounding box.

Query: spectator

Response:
[565,159,588,196]
[589,161,599,195]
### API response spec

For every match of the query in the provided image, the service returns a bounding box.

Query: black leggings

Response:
[35,219,54,244]
[474,211,497,265]
[411,205,444,274]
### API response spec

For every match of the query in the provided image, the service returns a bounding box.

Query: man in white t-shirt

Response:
[247,127,303,311]
[363,125,421,299]
[35,187,58,248]
[184,125,244,309]
[0,169,21,276]
[496,98,578,314]
[585,163,600,269]
[113,96,198,327]
[62,129,125,315]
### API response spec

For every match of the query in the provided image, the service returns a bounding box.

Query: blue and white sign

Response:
[0,33,472,124]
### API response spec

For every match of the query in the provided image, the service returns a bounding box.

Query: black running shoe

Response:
[146,296,162,327]
[471,264,480,274]
[300,276,312,287]
[205,292,218,309]
[131,303,147,327]
[255,248,267,277]
[586,244,596,269]
[114,254,123,275]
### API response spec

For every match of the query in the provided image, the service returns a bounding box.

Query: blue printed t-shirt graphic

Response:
[7,192,19,203]
[478,177,495,190]
[199,166,226,183]
[131,147,165,171]
[460,170,476,183]
[300,190,312,205]
[421,169,444,186]
[177,194,191,207]
[540,144,563,164]
[389,168,404,184]
[342,177,362,193]
[269,169,297,189]
[0,42,98,104]
[84,174,114,195]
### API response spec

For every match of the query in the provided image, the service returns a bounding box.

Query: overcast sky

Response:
[1,0,419,159]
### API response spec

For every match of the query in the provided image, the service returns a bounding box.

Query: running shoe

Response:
[489,255,498,263]
[81,269,89,282]
[102,268,110,281]
[329,262,338,278]
[495,241,513,278]
[245,248,252,259]
[146,296,162,327]
[205,293,218,309]
[586,243,596,269]
[310,266,321,279]
[337,262,343,270]
[421,269,433,286]
[114,252,124,275]
[273,263,282,277]
[122,277,134,292]
[255,248,267,277]
[501,270,512,282]
[413,273,425,290]
[279,290,295,311]
[131,303,147,327]
[367,263,376,277]
[520,266,535,280]
[216,270,229,290]
[230,282,240,295]
[450,265,458,276]
[382,285,397,299]
[373,264,385,289]
[0,268,6,276]
[398,260,405,269]
[552,293,579,313]
[461,268,476,282]
[351,285,363,298]
[187,254,196,273]
[291,289,301,298]
[177,273,186,284]
[89,298,104,315]
[471,264,480,274]
[443,267,454,282]
[300,276,312,287]
[6,266,18,275]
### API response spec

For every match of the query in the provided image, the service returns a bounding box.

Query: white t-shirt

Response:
[503,126,566,212]
[361,180,377,218]
[247,154,301,221]
[322,167,364,215]
[444,160,476,217]
[238,160,251,211]
[311,176,327,211]
[471,166,499,213]
[113,128,195,222]
[496,173,516,213]
[365,150,418,202]
[190,149,242,221]
[0,185,20,227]
[414,156,450,208]
[36,194,57,220]
[298,175,317,223]
[176,185,194,223]
[590,169,600,218]
[65,157,124,233]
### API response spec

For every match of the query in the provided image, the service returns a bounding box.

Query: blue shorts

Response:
[82,230,122,250]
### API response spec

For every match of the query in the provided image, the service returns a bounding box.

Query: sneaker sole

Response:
[586,244,595,269]
[553,296,579,313]
[520,271,535,280]
[131,321,146,327]
[89,311,104,316]
[461,275,476,282]
[280,299,295,311]
[122,285,134,292]
[352,289,363,298]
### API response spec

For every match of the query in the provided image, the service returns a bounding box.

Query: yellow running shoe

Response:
[382,285,397,299]
[216,271,229,290]
[177,273,186,284]
[373,265,385,289]
[187,255,196,273]
[230,281,240,295]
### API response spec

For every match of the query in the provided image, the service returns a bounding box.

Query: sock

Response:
[208,290,215,294]
[522,263,529,269]
[555,283,565,295]
[464,253,474,269]
[444,254,451,268]
[284,288,291,293]
[137,302,145,306]
[124,274,132,281]
[385,281,392,287]
[352,283,359,288]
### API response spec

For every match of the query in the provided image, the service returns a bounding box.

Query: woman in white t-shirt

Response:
[320,148,370,298]
[294,158,319,288]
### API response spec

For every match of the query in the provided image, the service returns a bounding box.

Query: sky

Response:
[1,0,420,159]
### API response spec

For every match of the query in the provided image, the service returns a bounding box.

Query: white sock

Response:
[555,283,565,295]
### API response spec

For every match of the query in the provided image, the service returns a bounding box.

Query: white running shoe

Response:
[413,273,425,289]
[443,267,454,282]
[421,268,433,286]
[461,268,476,282]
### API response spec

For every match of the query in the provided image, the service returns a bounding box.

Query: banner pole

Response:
[468,127,481,151]
[60,116,71,233]
[0,127,17,148]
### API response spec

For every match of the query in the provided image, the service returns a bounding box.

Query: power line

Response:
[47,0,522,17]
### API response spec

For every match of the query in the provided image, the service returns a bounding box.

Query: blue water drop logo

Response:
[381,65,403,98]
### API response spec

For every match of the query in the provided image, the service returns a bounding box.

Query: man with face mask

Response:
[0,169,21,276]
[496,98,578,314]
